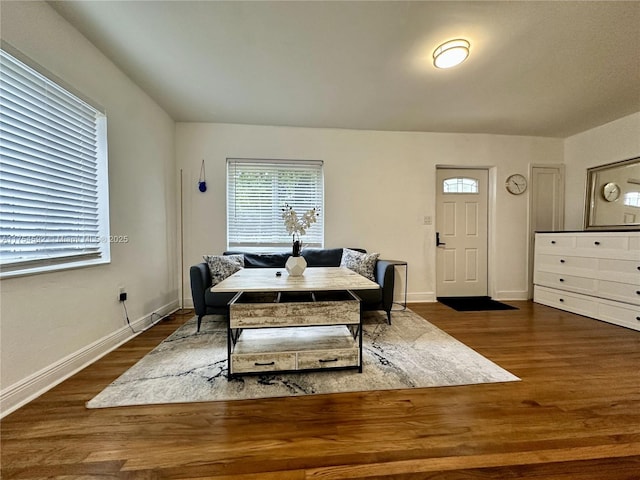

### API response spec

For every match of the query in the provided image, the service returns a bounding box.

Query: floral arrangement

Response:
[282,203,319,256]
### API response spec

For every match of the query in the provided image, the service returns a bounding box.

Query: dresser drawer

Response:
[535,254,595,276]
[297,348,359,370]
[597,258,640,283]
[598,302,640,332]
[598,280,640,306]
[536,234,576,250]
[534,286,598,318]
[576,235,629,251]
[534,271,596,295]
[231,352,296,373]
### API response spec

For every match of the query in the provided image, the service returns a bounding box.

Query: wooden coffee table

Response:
[212,267,380,378]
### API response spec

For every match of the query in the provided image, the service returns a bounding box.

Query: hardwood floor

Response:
[2,301,639,479]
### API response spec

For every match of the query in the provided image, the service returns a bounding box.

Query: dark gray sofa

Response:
[190,248,395,331]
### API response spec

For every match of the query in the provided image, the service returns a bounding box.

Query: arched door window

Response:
[443,177,479,194]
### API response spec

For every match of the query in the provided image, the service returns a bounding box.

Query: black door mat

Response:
[437,296,518,312]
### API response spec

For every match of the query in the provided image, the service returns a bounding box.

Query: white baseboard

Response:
[405,292,437,303]
[493,291,530,301]
[0,300,179,419]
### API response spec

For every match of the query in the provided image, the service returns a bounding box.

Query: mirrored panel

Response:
[585,156,640,230]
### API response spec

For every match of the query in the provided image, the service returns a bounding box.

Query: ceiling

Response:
[49,1,640,138]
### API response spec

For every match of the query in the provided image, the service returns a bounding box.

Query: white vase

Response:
[285,256,307,276]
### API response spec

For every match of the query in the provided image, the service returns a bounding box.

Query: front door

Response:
[436,168,489,297]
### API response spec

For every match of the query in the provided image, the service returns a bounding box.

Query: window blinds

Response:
[0,49,107,271]
[227,159,324,249]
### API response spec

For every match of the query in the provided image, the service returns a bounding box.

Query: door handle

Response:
[436,232,446,247]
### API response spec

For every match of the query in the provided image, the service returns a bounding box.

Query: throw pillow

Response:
[340,248,379,281]
[203,254,244,286]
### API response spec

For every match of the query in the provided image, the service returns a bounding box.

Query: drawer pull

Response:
[637,291,640,295]
[319,358,339,363]
[636,317,640,321]
[551,240,556,244]
[560,259,565,263]
[559,278,565,282]
[594,241,600,245]
[559,298,564,302]
[637,266,640,271]
[254,361,275,366]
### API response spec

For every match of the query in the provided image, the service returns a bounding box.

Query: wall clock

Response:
[505,174,527,195]
[602,182,620,202]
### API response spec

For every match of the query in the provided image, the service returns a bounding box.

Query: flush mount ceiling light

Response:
[433,39,470,69]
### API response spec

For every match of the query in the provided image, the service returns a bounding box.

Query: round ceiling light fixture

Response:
[433,39,470,69]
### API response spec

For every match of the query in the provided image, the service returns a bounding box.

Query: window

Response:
[443,177,478,193]
[623,191,640,207]
[227,159,323,250]
[0,48,110,277]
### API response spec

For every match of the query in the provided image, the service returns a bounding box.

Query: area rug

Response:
[86,310,519,408]
[437,296,518,312]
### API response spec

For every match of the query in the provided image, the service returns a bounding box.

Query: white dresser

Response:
[533,231,640,331]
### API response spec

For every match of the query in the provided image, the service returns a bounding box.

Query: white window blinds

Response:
[0,48,110,275]
[227,159,324,250]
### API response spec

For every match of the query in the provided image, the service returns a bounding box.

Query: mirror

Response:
[585,156,640,230]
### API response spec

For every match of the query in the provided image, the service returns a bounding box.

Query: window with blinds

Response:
[227,159,324,250]
[0,48,110,277]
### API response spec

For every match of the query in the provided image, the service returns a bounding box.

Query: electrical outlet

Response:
[423,216,433,225]
[118,286,127,302]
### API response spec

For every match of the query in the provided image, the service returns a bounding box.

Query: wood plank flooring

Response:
[2,301,640,479]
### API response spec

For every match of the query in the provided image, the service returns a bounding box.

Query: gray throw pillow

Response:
[203,254,244,286]
[340,248,379,281]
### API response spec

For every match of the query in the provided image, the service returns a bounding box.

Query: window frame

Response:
[0,45,110,278]
[226,158,324,252]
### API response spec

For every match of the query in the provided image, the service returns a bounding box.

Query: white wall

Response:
[0,2,178,415]
[176,123,563,305]
[564,112,640,229]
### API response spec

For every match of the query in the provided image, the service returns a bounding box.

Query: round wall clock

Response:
[602,182,621,202]
[505,174,527,195]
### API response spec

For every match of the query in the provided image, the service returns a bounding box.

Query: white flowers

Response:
[281,203,319,237]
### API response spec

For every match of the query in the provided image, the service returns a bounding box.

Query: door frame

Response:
[527,163,565,298]
[435,165,495,298]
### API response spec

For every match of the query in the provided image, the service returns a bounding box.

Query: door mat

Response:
[437,296,518,312]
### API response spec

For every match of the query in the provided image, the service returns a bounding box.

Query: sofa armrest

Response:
[375,260,395,313]
[190,263,212,317]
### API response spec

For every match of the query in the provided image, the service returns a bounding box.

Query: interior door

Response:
[436,168,489,297]
[528,164,565,297]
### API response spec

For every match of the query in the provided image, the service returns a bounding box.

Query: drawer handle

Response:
[551,240,556,244]
[560,259,565,263]
[254,361,275,366]
[559,298,564,302]
[637,291,640,295]
[559,278,565,282]
[594,241,600,245]
[636,317,640,321]
[319,358,339,363]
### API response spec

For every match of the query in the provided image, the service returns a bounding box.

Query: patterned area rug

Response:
[87,310,519,408]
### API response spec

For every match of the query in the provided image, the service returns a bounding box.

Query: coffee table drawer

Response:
[230,291,360,328]
[297,348,359,370]
[231,352,296,373]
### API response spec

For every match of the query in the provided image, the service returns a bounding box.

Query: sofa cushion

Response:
[340,248,380,281]
[226,251,290,268]
[301,248,343,267]
[203,254,244,285]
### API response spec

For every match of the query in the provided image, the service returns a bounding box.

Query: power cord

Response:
[121,300,166,334]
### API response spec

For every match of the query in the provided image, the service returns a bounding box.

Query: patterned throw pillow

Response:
[340,248,379,281]
[203,254,244,286]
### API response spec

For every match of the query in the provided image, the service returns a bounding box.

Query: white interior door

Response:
[436,168,489,297]
[528,164,565,297]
